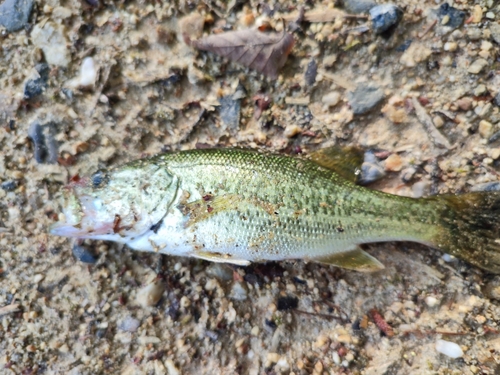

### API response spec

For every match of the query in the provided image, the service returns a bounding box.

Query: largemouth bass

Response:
[50,148,500,273]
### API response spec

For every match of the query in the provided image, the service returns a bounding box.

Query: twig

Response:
[419,20,437,39]
[294,309,343,321]
[0,304,20,316]
[281,8,366,23]
[319,69,356,91]
[412,97,452,150]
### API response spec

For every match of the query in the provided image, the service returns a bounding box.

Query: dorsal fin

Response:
[309,146,364,183]
[312,247,385,272]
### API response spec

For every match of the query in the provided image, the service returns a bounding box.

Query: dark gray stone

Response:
[304,59,317,87]
[491,23,500,45]
[347,84,385,115]
[470,182,500,192]
[28,121,59,164]
[72,245,98,264]
[219,83,246,132]
[343,0,376,14]
[370,4,403,35]
[0,0,34,32]
[494,92,500,107]
[1,180,17,191]
[359,162,385,185]
[24,63,50,99]
[437,3,466,29]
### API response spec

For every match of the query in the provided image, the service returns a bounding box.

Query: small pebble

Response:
[206,263,233,282]
[384,154,402,172]
[442,254,455,262]
[1,181,17,191]
[24,63,50,99]
[359,162,385,184]
[347,84,385,115]
[321,91,341,107]
[276,295,298,311]
[0,0,34,32]
[369,4,403,35]
[119,316,140,332]
[425,296,439,307]
[284,125,302,138]
[304,59,317,87]
[220,92,243,133]
[494,93,500,108]
[72,244,98,264]
[343,0,376,14]
[470,182,500,192]
[435,339,463,359]
[432,115,444,128]
[28,121,59,164]
[483,277,500,299]
[468,58,488,74]
[332,351,341,365]
[400,167,416,183]
[31,22,71,67]
[471,4,482,23]
[136,280,165,307]
[474,84,487,97]
[456,97,472,111]
[437,3,466,29]
[229,281,248,301]
[479,120,493,138]
[490,23,500,44]
[443,42,457,52]
[79,57,97,87]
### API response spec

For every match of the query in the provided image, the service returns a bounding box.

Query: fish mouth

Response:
[50,188,112,238]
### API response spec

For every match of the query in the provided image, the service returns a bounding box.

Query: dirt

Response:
[1,0,500,374]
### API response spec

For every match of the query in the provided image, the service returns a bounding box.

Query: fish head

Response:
[50,162,178,240]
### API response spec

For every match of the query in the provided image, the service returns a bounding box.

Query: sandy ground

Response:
[1,0,500,374]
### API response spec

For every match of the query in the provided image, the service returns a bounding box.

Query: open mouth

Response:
[49,190,113,238]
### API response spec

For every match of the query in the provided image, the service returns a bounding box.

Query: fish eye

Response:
[91,170,108,188]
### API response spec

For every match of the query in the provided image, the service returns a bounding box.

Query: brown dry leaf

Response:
[191,29,295,80]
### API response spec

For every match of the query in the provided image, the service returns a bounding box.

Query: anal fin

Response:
[192,250,251,266]
[313,247,385,272]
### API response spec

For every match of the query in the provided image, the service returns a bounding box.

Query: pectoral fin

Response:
[309,146,364,183]
[313,248,385,272]
[192,250,251,266]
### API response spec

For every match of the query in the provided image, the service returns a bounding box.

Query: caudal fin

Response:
[430,192,500,273]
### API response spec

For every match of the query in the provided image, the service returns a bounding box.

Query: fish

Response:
[50,147,500,273]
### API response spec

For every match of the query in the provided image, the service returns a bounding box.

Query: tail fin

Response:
[430,192,500,274]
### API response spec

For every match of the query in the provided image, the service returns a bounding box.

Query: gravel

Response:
[2,0,500,373]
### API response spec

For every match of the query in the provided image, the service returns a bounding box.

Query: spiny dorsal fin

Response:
[313,247,385,272]
[309,146,364,183]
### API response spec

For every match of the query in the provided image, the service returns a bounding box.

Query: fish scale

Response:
[147,149,441,261]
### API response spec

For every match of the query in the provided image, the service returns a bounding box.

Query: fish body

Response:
[51,148,500,273]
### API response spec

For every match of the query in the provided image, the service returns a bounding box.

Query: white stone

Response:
[322,91,341,107]
[425,296,439,307]
[436,339,464,358]
[80,57,97,87]
[31,22,70,67]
